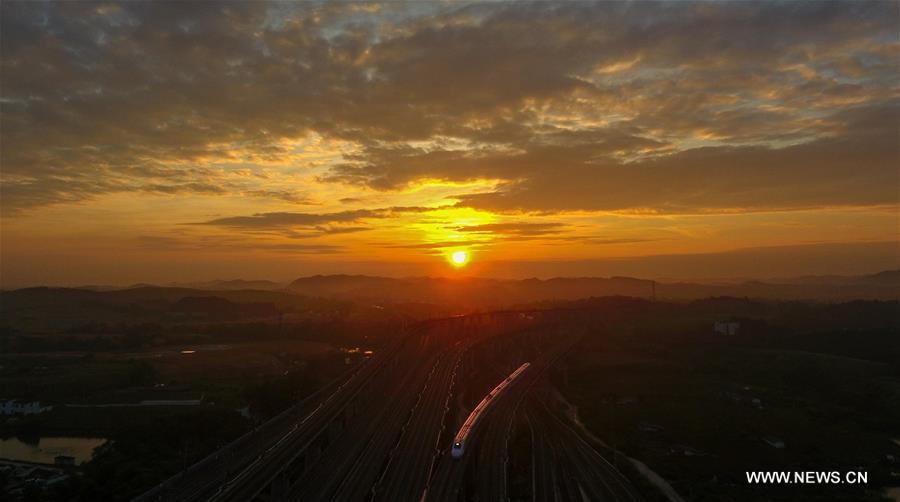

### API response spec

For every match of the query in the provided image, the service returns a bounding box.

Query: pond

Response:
[0,436,107,465]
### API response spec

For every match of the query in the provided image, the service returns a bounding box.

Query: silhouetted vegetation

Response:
[2,290,896,501]
[45,407,249,501]
[243,369,317,420]
[552,298,900,501]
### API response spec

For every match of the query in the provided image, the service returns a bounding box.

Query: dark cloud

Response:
[322,128,668,189]
[243,190,315,204]
[579,237,665,246]
[277,226,372,239]
[197,210,379,229]
[1,1,897,213]
[195,206,439,230]
[388,240,486,249]
[455,222,566,236]
[482,240,900,279]
[136,234,340,254]
[316,226,371,235]
[143,183,228,195]
[384,240,492,251]
[453,101,899,213]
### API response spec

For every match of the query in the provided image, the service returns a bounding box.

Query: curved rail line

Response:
[451,362,530,458]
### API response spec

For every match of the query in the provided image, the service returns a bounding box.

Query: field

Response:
[0,334,349,501]
[0,339,336,405]
[558,328,900,502]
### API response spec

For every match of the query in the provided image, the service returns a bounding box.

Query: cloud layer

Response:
[2,1,897,215]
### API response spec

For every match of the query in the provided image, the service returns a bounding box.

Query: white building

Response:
[714,321,740,336]
[1,400,53,415]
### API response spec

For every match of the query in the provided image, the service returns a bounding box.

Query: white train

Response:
[451,363,530,458]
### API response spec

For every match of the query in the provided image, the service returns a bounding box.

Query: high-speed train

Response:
[451,363,530,458]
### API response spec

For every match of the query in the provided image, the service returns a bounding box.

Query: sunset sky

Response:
[1,1,898,287]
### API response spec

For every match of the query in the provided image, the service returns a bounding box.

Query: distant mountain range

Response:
[30,270,900,303]
[0,286,352,332]
[2,271,895,331]
[75,279,287,292]
[285,270,899,305]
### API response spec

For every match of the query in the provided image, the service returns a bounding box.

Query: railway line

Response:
[133,309,645,502]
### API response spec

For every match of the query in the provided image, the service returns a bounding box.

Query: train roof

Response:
[453,363,530,444]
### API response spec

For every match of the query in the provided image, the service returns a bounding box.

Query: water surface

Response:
[0,436,107,465]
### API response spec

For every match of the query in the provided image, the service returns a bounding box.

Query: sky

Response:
[1,1,898,287]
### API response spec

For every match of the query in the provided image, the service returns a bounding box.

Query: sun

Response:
[450,250,469,267]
